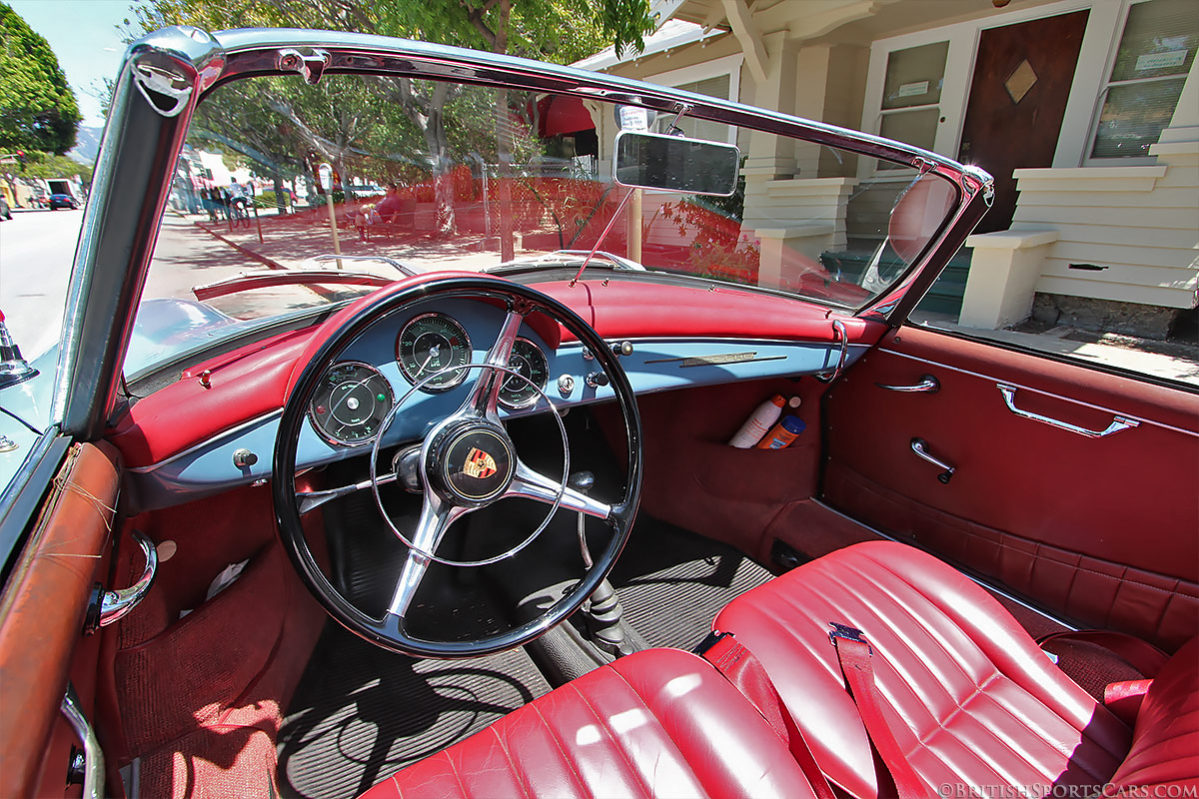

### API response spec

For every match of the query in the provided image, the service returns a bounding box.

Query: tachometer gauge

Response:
[308,362,395,446]
[499,337,549,409]
[396,313,472,392]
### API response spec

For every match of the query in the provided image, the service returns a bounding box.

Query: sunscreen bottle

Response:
[729,394,788,448]
[757,415,806,449]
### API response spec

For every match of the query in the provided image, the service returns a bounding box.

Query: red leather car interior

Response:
[366,540,1196,799]
[631,376,830,558]
[713,541,1132,798]
[361,647,819,799]
[535,279,886,344]
[824,326,1199,650]
[1107,636,1199,789]
[0,444,118,799]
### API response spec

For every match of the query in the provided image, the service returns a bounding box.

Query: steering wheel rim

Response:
[273,275,642,658]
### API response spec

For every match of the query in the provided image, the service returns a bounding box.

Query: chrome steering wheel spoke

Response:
[297,471,400,515]
[461,306,526,423]
[385,492,469,620]
[506,460,611,520]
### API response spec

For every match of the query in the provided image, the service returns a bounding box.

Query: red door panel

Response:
[824,325,1198,650]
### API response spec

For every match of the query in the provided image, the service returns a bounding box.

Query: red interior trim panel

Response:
[824,326,1199,650]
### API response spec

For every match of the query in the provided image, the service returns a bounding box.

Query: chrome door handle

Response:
[94,530,158,629]
[911,438,955,484]
[996,383,1139,438]
[876,374,939,393]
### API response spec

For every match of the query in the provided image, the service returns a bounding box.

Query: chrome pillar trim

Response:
[876,374,940,393]
[56,26,224,437]
[61,684,105,799]
[276,47,330,84]
[997,383,1140,438]
[98,530,158,627]
[815,319,849,383]
[131,59,193,117]
[910,438,955,484]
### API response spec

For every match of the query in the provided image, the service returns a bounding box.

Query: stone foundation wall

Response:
[1031,293,1183,340]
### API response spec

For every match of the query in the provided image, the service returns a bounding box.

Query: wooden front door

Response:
[959,11,1089,232]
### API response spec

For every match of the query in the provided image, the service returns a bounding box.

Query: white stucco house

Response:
[576,0,1199,338]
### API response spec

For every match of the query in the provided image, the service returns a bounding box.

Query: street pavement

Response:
[0,207,83,359]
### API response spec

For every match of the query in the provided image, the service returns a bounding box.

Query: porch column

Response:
[959,229,1059,329]
[742,31,797,178]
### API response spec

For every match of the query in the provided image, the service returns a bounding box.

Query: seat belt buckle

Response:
[829,622,872,654]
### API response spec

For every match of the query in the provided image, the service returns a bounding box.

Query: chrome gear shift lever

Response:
[569,470,631,657]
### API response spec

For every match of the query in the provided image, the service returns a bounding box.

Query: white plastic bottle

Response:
[729,394,787,448]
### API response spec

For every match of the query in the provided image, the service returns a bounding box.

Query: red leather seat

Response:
[360,647,818,799]
[712,540,1196,797]
[1107,635,1198,790]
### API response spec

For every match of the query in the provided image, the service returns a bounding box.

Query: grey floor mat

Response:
[607,518,775,651]
[278,623,551,799]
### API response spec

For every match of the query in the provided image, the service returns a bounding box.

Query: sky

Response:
[9,0,148,127]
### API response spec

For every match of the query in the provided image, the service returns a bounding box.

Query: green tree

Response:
[20,151,92,183]
[0,2,81,154]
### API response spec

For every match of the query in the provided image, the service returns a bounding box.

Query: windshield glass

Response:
[132,72,958,378]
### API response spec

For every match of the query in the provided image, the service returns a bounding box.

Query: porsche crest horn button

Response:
[439,427,514,503]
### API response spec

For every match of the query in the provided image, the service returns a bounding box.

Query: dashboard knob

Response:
[232,448,258,469]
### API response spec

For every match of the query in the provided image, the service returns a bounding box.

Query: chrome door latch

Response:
[876,374,939,393]
[84,530,158,633]
[910,438,955,484]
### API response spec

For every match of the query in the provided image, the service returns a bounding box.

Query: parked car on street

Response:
[0,25,1193,799]
[47,193,78,210]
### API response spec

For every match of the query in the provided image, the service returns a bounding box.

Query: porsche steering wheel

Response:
[273,276,642,658]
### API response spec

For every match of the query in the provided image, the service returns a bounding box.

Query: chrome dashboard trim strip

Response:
[878,348,1199,438]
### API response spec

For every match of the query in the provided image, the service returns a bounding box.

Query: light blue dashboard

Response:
[128,297,866,510]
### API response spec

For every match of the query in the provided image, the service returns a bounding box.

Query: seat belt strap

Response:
[829,623,931,799]
[1035,630,1168,678]
[701,633,838,799]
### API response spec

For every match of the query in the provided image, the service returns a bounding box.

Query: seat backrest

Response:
[1107,636,1198,790]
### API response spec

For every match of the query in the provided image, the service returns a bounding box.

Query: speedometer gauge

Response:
[396,313,472,392]
[308,362,395,446]
[499,338,549,409]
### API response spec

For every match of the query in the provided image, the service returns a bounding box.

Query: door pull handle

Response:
[996,383,1139,438]
[84,530,158,633]
[911,438,955,484]
[876,374,939,393]
[815,319,849,383]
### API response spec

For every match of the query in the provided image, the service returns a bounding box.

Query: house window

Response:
[1091,0,1197,159]
[877,41,949,168]
[657,74,732,143]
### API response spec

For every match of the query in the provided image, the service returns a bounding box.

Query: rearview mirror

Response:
[614,131,740,197]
